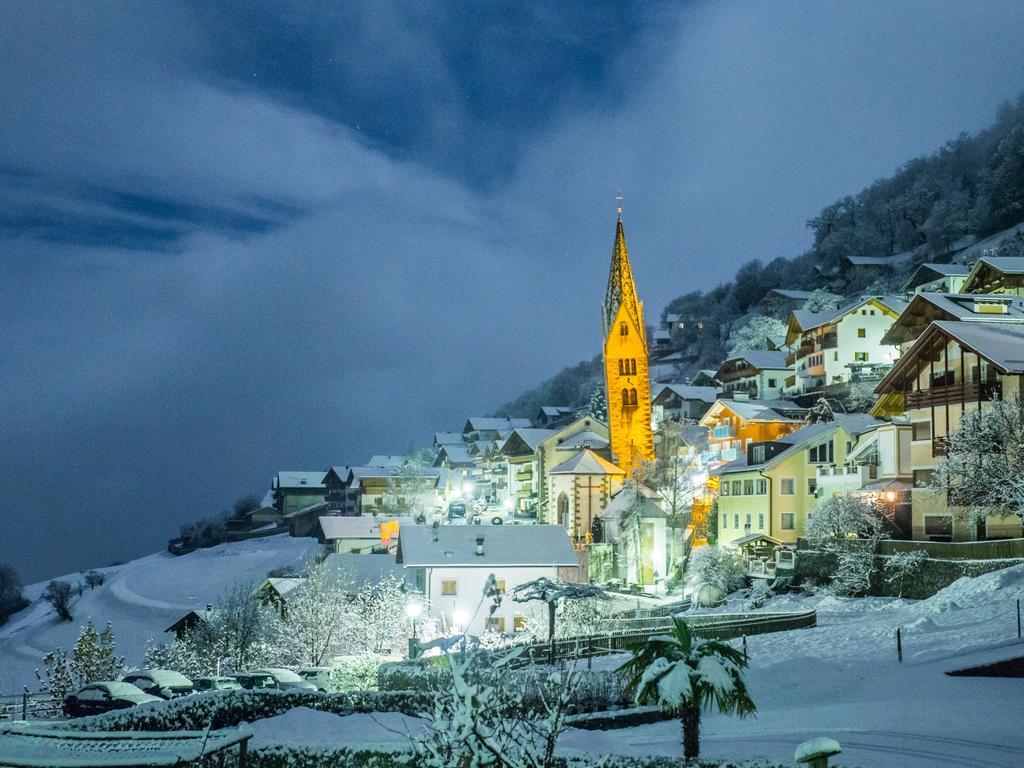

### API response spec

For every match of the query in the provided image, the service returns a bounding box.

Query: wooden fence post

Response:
[1017,599,1021,639]
[742,634,748,662]
[896,628,903,663]
[21,690,28,721]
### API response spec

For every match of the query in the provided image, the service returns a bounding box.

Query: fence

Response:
[0,692,60,722]
[514,609,817,664]
[878,537,1024,560]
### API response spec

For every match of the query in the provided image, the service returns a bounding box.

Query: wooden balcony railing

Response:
[905,381,1002,410]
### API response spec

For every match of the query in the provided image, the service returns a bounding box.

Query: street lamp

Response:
[452,607,470,633]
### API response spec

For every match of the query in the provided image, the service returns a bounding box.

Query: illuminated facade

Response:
[602,215,654,475]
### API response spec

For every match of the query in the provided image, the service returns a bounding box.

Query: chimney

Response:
[475,537,485,556]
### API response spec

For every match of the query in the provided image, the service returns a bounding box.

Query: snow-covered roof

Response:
[549,449,624,476]
[318,515,398,540]
[882,292,1024,345]
[702,398,805,426]
[601,487,666,519]
[538,406,574,417]
[500,428,558,456]
[929,320,1024,372]
[901,262,971,291]
[366,455,406,468]
[320,552,413,588]
[716,350,789,375]
[0,722,253,766]
[556,430,610,450]
[463,417,532,433]
[282,501,329,519]
[434,431,465,445]
[275,471,326,490]
[434,443,474,465]
[396,524,577,567]
[651,384,720,404]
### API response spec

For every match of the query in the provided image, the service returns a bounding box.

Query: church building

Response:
[602,213,655,475]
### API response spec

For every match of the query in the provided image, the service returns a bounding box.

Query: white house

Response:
[712,351,790,401]
[395,524,579,636]
[317,515,400,553]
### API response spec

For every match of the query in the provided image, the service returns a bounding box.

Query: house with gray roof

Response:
[273,471,327,516]
[396,524,579,636]
[961,253,1024,296]
[881,292,1024,350]
[651,384,720,426]
[901,263,971,295]
[713,350,790,401]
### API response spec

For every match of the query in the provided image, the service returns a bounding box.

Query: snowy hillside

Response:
[0,535,321,693]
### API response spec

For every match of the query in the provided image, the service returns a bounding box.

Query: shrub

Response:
[43,580,75,621]
[0,563,28,626]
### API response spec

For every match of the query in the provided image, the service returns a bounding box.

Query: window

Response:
[857,328,866,338]
[807,478,817,495]
[441,580,457,596]
[833,351,839,361]
[854,352,869,362]
[630,359,637,375]
[622,388,630,407]
[734,514,739,528]
[767,378,777,388]
[808,442,834,464]
[630,388,638,406]
[780,513,796,530]
[780,477,795,495]
[731,480,742,496]
[722,513,727,528]
[485,616,506,633]
[495,579,506,595]
[513,615,528,632]
[750,445,766,464]
[743,479,754,495]
[721,482,730,496]
[912,421,932,441]
[620,322,628,336]
[758,513,764,530]
[744,513,751,528]
[912,469,935,487]
[756,479,767,495]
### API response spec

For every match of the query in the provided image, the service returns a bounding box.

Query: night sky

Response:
[3,1,1024,580]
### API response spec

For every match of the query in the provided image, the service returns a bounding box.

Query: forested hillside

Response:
[497,92,1024,417]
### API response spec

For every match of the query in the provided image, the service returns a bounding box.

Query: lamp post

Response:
[406,602,423,659]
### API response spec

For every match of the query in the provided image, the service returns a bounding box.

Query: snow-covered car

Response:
[192,676,242,693]
[231,668,318,692]
[297,667,333,692]
[63,682,162,718]
[121,669,193,699]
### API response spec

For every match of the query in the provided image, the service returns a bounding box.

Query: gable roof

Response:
[789,295,907,336]
[396,524,577,567]
[901,262,971,292]
[700,398,805,427]
[538,406,574,418]
[318,515,398,540]
[463,417,532,434]
[275,471,326,490]
[320,552,413,588]
[367,455,406,468]
[434,443,474,466]
[501,428,558,456]
[602,486,666,519]
[550,448,625,476]
[962,254,1024,293]
[434,431,465,446]
[556,430,610,451]
[881,292,1024,345]
[714,350,789,378]
[651,384,720,404]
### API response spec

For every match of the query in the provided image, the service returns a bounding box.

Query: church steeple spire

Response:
[602,217,646,352]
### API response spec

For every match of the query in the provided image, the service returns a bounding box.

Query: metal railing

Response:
[0,691,60,722]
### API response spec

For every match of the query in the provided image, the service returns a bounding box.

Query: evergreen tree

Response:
[804,397,835,425]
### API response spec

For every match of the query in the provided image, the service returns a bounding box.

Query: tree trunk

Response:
[681,705,701,761]
[548,601,556,665]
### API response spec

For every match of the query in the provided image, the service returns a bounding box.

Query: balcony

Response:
[712,425,735,439]
[818,331,838,350]
[904,381,1002,410]
[515,468,533,481]
[795,340,815,360]
[720,448,739,461]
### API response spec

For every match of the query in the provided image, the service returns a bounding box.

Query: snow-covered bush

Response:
[803,397,834,425]
[330,654,393,692]
[884,550,928,597]
[805,494,887,596]
[726,315,787,355]
[0,563,28,626]
[688,546,747,594]
[746,580,773,610]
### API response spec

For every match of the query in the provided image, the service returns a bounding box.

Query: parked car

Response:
[192,676,243,693]
[63,682,161,718]
[297,667,333,692]
[447,501,467,521]
[121,669,193,700]
[231,668,318,692]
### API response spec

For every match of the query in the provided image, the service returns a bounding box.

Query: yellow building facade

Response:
[602,217,654,475]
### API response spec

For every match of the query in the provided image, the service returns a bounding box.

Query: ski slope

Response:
[0,535,320,693]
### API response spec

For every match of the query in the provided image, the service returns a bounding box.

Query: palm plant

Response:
[618,617,755,762]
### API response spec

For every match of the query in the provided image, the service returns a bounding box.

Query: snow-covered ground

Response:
[241,565,1024,767]
[0,535,320,692]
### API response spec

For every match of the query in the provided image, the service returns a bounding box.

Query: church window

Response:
[622,388,630,407]
[629,388,638,406]
[620,323,628,336]
[629,358,637,375]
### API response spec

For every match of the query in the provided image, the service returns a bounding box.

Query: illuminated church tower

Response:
[602,207,654,475]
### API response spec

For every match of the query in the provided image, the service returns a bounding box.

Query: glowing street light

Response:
[452,607,470,632]
[405,601,424,659]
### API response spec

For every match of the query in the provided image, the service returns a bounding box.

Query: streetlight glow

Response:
[406,602,423,619]
[452,607,470,630]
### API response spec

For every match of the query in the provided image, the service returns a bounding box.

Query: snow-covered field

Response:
[0,535,320,692]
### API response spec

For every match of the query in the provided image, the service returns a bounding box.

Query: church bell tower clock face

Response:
[602,210,654,475]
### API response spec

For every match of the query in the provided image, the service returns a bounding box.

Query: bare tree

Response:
[43,580,74,622]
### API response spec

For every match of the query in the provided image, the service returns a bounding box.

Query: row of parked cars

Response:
[62,667,332,717]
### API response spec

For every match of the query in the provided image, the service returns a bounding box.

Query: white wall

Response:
[422,564,559,636]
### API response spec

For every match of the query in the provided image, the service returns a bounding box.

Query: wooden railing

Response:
[0,691,60,721]
[905,381,1002,409]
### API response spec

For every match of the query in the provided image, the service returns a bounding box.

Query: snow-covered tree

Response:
[929,394,1024,526]
[805,494,887,596]
[883,550,928,598]
[651,421,701,531]
[727,315,787,355]
[511,578,604,663]
[804,396,835,425]
[410,645,579,768]
[37,621,124,702]
[586,381,608,422]
[803,289,843,313]
[0,563,28,625]
[274,562,354,666]
[844,384,876,414]
[43,580,75,621]
[347,573,411,655]
[688,545,747,594]
[618,617,755,761]
[746,579,773,610]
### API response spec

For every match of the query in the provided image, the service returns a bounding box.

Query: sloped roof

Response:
[901,262,971,292]
[367,455,406,468]
[652,384,720,404]
[539,406,574,417]
[702,398,805,426]
[930,320,1024,372]
[276,471,326,490]
[601,486,666,519]
[882,292,1024,345]
[397,524,577,567]
[464,417,532,433]
[549,448,625,476]
[318,515,398,540]
[434,431,465,445]
[434,443,474,465]
[789,295,908,339]
[715,350,789,377]
[501,428,557,455]
[321,552,413,588]
[557,430,610,450]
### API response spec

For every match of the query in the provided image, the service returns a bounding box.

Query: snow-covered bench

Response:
[0,722,252,767]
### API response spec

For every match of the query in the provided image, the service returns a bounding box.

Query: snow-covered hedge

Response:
[57,689,429,732]
[236,748,786,768]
